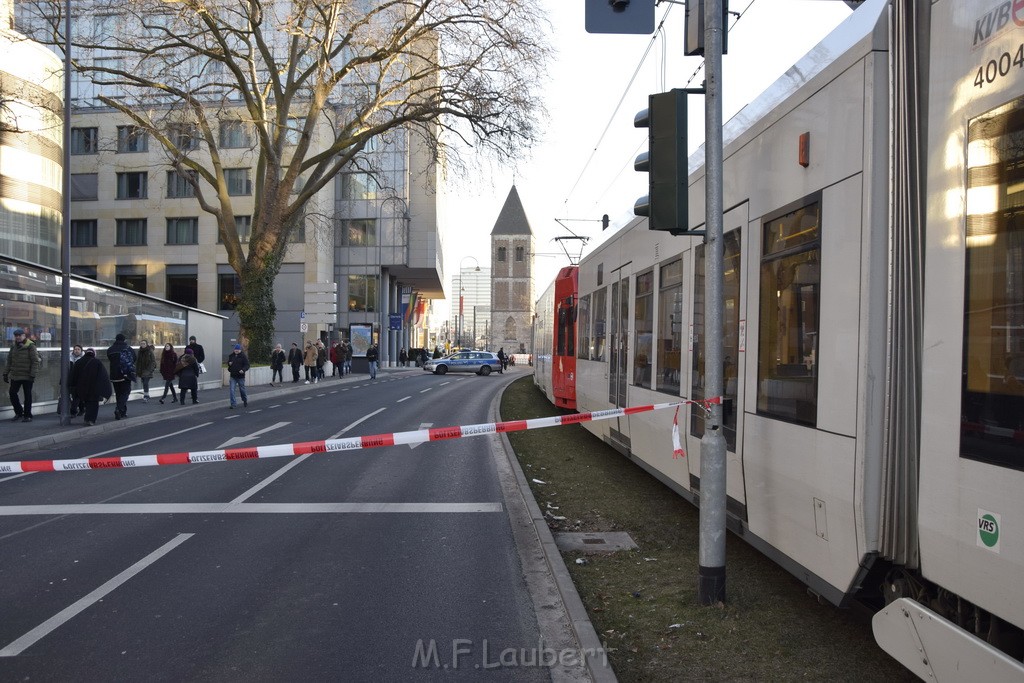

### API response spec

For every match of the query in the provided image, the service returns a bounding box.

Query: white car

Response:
[423,351,502,375]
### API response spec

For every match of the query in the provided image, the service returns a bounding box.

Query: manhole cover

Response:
[553,532,638,553]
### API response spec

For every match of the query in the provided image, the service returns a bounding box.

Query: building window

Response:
[166,272,198,308]
[235,215,252,242]
[70,127,98,154]
[961,97,1024,470]
[225,168,252,196]
[70,173,98,201]
[577,293,591,361]
[116,172,148,199]
[115,218,147,246]
[505,316,516,341]
[116,265,146,293]
[219,272,241,310]
[343,219,376,246]
[219,119,251,148]
[515,246,524,261]
[592,286,606,362]
[757,203,820,426]
[497,246,506,262]
[340,172,378,200]
[71,265,98,280]
[283,116,305,145]
[166,217,198,245]
[70,220,97,247]
[657,259,683,395]
[116,125,148,153]
[633,270,654,389]
[166,170,197,198]
[348,274,378,312]
[169,122,199,150]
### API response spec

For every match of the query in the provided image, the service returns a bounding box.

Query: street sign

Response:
[300,323,308,333]
[585,0,655,34]
[389,314,402,331]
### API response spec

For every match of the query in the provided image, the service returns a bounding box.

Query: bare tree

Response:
[17,0,551,361]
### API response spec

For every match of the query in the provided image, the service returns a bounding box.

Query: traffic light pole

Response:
[697,0,727,605]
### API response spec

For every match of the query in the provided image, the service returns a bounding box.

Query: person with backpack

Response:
[174,347,201,404]
[106,333,136,420]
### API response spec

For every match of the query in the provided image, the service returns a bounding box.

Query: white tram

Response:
[538,1,1024,677]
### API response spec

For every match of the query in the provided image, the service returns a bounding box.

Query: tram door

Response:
[608,274,630,408]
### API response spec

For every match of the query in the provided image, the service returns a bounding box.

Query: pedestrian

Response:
[67,344,86,416]
[419,349,428,366]
[4,328,41,422]
[366,342,379,380]
[175,347,200,404]
[315,340,326,381]
[345,341,353,375]
[158,343,178,403]
[186,335,206,388]
[106,333,136,420]
[330,342,340,377]
[227,344,249,409]
[399,348,408,367]
[136,339,157,402]
[497,347,506,374]
[70,348,111,426]
[303,341,317,383]
[288,342,302,382]
[270,343,286,386]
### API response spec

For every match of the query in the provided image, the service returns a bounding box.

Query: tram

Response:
[533,1,1024,677]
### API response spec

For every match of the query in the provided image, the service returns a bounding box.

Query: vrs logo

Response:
[975,0,1024,47]
[977,509,1001,552]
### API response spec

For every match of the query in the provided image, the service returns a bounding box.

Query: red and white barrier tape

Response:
[0,397,720,474]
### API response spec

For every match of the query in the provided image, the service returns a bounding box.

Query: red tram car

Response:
[533,266,578,410]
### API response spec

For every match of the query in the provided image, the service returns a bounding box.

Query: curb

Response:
[491,381,617,683]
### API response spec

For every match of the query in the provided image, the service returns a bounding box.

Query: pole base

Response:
[697,564,726,605]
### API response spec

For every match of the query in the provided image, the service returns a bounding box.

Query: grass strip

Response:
[501,376,912,681]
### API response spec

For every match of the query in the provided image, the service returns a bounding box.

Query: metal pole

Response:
[697,0,727,605]
[58,0,72,426]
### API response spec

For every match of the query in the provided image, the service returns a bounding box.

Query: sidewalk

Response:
[1,366,421,457]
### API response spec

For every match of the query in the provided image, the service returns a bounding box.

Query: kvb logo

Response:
[977,509,1001,552]
[974,0,1024,48]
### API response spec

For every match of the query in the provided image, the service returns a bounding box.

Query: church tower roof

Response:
[490,185,533,237]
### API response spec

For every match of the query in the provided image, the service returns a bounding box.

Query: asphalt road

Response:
[0,370,564,681]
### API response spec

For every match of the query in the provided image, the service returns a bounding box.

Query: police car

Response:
[423,351,502,375]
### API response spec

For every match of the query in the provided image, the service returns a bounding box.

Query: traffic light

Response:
[634,89,688,235]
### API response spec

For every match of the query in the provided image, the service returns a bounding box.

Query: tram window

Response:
[657,259,683,395]
[961,98,1024,470]
[757,203,820,426]
[557,298,575,357]
[633,270,654,389]
[577,294,591,360]
[691,231,741,448]
[592,287,607,362]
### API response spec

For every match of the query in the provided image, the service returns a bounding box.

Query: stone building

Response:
[489,186,534,355]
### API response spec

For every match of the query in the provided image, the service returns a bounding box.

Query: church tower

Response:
[489,186,535,355]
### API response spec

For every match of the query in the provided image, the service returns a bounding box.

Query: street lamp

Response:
[456,255,479,350]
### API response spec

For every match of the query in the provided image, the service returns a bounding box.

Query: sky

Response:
[438,0,855,318]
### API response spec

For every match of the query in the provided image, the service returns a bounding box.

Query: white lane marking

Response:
[327,407,387,441]
[420,388,432,393]
[0,504,502,515]
[217,422,291,450]
[1,423,216,485]
[440,381,451,386]
[396,396,411,403]
[287,400,299,404]
[0,533,194,657]
[410,423,433,450]
[229,454,312,505]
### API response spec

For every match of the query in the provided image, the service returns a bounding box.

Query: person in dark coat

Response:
[106,333,135,420]
[186,335,206,364]
[287,342,302,383]
[175,347,200,404]
[72,348,112,426]
[68,344,86,416]
[159,343,178,404]
[136,339,157,402]
[497,347,506,374]
[399,348,408,367]
[270,343,286,386]
[227,344,249,409]
[366,343,379,380]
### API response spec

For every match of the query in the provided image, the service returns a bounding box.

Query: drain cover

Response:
[554,532,638,553]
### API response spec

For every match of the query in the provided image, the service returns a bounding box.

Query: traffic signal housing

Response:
[634,89,689,235]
